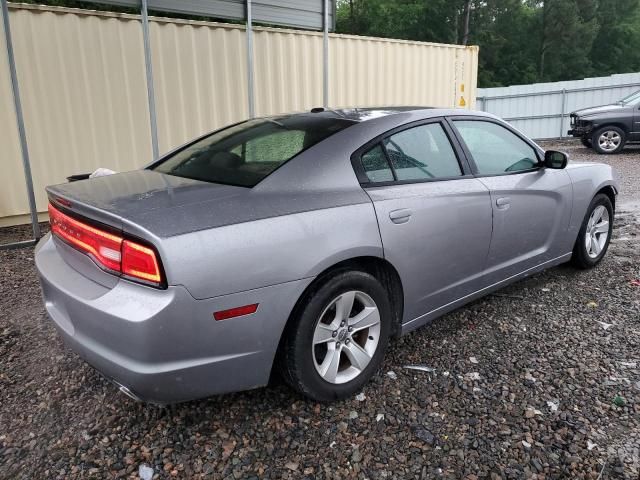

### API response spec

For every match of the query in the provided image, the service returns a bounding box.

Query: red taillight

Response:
[49,203,122,272]
[121,240,162,284]
[214,304,259,321]
[48,203,164,287]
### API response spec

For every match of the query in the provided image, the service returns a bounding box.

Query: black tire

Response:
[280,270,392,402]
[571,193,614,269]
[580,137,592,148]
[591,126,625,154]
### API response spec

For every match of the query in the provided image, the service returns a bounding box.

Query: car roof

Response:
[271,106,494,123]
[317,107,432,121]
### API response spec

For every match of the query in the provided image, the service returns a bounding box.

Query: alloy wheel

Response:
[312,291,381,384]
[585,205,610,259]
[597,130,622,152]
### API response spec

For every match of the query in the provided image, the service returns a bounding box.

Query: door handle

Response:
[389,208,412,224]
[496,197,510,209]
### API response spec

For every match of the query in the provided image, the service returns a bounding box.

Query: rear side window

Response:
[152,116,355,187]
[453,120,539,175]
[361,145,394,182]
[383,123,462,181]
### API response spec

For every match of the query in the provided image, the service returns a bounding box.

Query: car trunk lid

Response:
[46,170,253,239]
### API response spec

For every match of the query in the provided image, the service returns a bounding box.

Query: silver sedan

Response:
[35,107,618,402]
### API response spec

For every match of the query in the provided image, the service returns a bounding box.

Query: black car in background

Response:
[569,89,640,154]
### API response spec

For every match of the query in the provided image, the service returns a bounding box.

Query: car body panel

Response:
[365,179,492,321]
[564,162,619,240]
[573,104,630,117]
[36,233,312,402]
[35,107,620,402]
[476,169,573,283]
[401,251,573,334]
[161,201,384,300]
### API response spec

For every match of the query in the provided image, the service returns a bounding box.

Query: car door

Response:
[353,119,493,323]
[449,118,573,285]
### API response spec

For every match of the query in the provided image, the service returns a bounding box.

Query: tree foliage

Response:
[336,0,640,87]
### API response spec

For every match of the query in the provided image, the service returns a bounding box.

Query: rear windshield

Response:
[151,115,356,187]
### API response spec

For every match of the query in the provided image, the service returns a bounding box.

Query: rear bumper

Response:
[35,234,310,403]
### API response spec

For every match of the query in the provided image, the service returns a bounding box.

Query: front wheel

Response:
[592,126,625,154]
[571,193,614,269]
[280,270,392,402]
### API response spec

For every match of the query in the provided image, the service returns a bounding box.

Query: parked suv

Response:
[568,89,640,154]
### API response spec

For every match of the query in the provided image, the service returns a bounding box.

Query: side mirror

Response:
[544,150,568,169]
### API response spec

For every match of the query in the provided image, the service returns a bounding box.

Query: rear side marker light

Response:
[214,304,259,321]
[48,203,164,287]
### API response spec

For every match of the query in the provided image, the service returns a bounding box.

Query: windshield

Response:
[618,89,640,106]
[151,115,356,187]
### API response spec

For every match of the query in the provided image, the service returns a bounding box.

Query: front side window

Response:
[382,123,462,181]
[453,120,539,175]
[152,116,355,187]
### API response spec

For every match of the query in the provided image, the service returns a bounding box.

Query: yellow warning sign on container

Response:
[459,96,466,107]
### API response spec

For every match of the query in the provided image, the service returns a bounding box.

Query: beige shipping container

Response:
[0,3,478,226]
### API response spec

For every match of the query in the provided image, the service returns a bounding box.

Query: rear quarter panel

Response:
[160,201,384,300]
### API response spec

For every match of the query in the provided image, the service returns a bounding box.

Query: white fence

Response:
[476,72,640,139]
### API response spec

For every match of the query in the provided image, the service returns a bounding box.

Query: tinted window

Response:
[361,145,394,182]
[454,120,539,175]
[152,116,355,187]
[383,123,462,181]
[232,129,305,163]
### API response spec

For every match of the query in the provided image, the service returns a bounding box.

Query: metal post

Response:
[141,0,159,160]
[1,0,40,240]
[559,88,567,139]
[245,0,255,118]
[322,0,329,108]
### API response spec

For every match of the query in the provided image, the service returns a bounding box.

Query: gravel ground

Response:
[1,140,639,479]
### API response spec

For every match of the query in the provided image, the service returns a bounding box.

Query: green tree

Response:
[336,0,640,87]
[336,0,463,44]
[468,0,540,87]
[536,0,599,81]
[590,0,640,76]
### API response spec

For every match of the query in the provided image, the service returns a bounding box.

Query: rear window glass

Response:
[151,116,356,187]
[361,145,394,182]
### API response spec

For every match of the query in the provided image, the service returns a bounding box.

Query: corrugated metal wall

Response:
[477,72,640,139]
[1,3,478,225]
[105,0,334,31]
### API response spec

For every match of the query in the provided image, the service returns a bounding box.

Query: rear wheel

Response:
[592,126,625,154]
[280,270,391,401]
[571,193,613,269]
[580,137,592,148]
